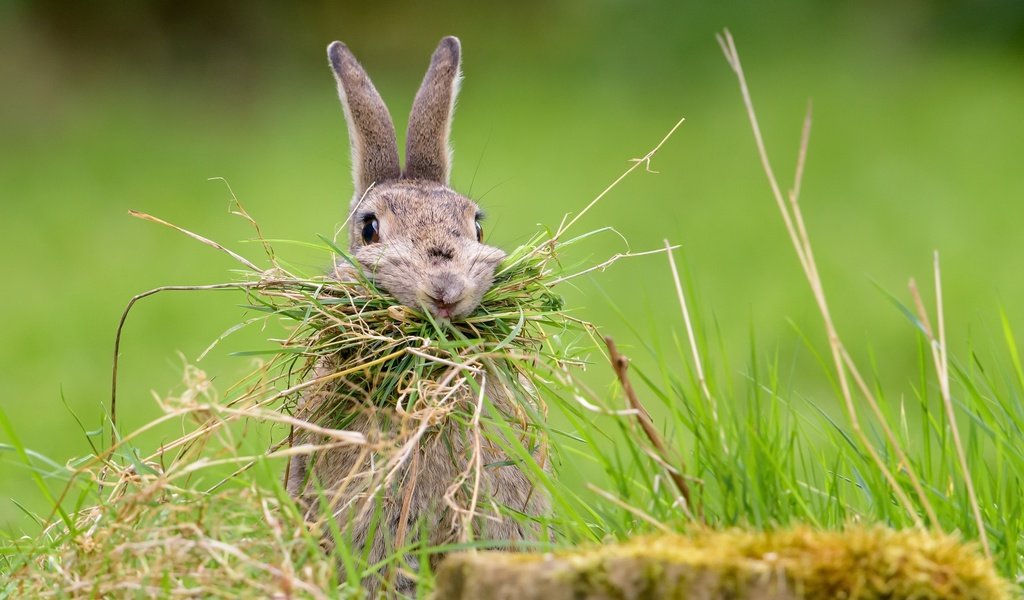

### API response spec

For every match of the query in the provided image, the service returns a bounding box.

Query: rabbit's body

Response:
[285,37,549,595]
[286,355,547,593]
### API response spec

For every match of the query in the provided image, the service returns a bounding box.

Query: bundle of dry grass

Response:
[435,526,1012,600]
[259,230,565,427]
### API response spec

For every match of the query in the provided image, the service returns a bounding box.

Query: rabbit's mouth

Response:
[421,293,471,321]
[417,271,477,320]
[431,301,458,320]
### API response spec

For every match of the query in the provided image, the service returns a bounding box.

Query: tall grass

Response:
[535,30,1022,581]
[1,32,1019,597]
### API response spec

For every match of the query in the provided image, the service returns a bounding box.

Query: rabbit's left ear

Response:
[328,41,401,199]
[403,36,462,184]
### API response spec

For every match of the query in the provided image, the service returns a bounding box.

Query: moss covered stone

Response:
[434,527,1012,599]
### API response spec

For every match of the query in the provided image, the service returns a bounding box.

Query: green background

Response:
[2,1,1023,531]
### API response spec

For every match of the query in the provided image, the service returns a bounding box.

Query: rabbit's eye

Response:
[362,217,380,244]
[475,220,483,243]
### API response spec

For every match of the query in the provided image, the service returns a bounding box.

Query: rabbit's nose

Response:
[424,272,467,319]
[431,272,466,305]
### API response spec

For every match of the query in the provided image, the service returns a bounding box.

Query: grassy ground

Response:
[2,3,1024,594]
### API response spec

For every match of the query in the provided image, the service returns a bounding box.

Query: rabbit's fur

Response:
[286,37,549,594]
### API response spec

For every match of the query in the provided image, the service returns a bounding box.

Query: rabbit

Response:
[285,36,550,596]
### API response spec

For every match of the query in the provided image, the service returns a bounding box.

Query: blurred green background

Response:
[2,1,1023,532]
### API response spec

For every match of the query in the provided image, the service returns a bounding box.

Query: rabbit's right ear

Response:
[403,36,461,185]
[328,41,401,200]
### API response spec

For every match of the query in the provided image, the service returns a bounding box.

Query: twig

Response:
[603,336,697,520]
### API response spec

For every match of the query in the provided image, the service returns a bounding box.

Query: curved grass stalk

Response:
[717,29,938,528]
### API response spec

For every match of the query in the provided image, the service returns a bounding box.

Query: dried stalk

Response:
[552,117,685,241]
[603,336,697,520]
[717,29,937,528]
[664,240,726,455]
[908,254,990,556]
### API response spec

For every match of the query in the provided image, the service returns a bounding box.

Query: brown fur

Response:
[404,37,461,183]
[287,37,549,596]
[328,41,401,195]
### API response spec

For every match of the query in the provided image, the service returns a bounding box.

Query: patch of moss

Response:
[434,526,1012,599]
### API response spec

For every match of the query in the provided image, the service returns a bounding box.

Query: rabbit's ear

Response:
[403,36,461,184]
[328,41,401,198]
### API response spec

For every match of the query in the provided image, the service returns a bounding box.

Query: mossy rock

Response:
[434,527,1011,599]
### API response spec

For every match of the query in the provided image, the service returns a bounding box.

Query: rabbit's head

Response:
[327,36,504,320]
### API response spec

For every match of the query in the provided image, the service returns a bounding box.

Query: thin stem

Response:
[910,255,991,556]
[604,336,697,520]
[553,118,685,241]
[111,283,265,449]
[718,28,933,527]
[129,211,263,273]
[664,240,725,454]
[549,245,679,286]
